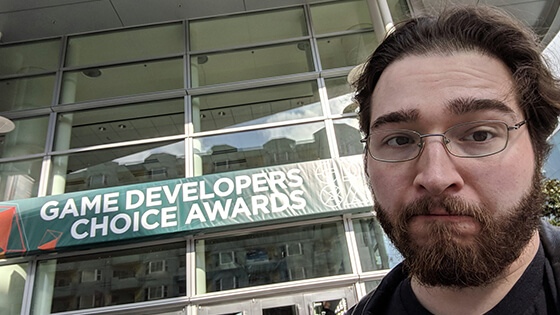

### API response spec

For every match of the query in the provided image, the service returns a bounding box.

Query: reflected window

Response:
[66,23,184,67]
[60,58,183,104]
[313,299,348,315]
[310,0,373,35]
[195,122,329,175]
[0,39,60,76]
[0,75,55,111]
[352,217,402,271]
[387,0,411,23]
[196,222,351,293]
[31,243,186,313]
[334,118,363,157]
[324,77,357,115]
[317,32,377,69]
[364,280,382,293]
[0,116,49,158]
[190,8,307,51]
[193,81,322,132]
[191,42,314,87]
[54,99,184,150]
[49,140,185,194]
[0,263,27,315]
[0,159,42,201]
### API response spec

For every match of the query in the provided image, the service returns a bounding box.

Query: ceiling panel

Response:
[0,0,122,42]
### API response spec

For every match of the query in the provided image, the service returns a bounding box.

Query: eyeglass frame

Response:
[360,120,527,163]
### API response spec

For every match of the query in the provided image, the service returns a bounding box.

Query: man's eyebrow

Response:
[445,98,516,116]
[371,109,420,129]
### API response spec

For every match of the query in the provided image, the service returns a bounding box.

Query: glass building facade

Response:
[0,0,557,314]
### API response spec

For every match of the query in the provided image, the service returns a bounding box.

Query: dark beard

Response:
[374,174,543,288]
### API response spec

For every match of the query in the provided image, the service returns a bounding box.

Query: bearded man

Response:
[349,5,560,315]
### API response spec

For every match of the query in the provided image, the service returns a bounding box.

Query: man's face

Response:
[366,52,542,287]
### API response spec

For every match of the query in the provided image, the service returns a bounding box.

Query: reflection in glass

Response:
[50,141,185,194]
[190,8,307,51]
[196,222,351,293]
[66,23,184,67]
[31,243,186,313]
[310,0,372,35]
[0,116,49,158]
[195,122,328,175]
[313,299,348,315]
[0,159,42,201]
[0,75,55,111]
[191,42,314,87]
[263,305,298,315]
[60,58,183,104]
[333,119,363,157]
[324,77,357,115]
[0,263,27,315]
[54,99,184,149]
[387,0,411,23]
[352,217,397,272]
[317,32,377,69]
[193,81,322,132]
[0,39,60,76]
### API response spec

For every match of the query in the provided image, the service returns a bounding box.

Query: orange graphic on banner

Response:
[38,230,62,250]
[0,206,26,257]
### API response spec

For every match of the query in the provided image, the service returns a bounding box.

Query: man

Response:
[349,5,560,315]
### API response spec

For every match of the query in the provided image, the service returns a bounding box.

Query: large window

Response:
[196,221,351,293]
[195,122,329,175]
[189,8,307,51]
[0,262,27,315]
[54,99,184,150]
[66,23,184,67]
[49,140,185,194]
[193,81,323,132]
[31,242,186,313]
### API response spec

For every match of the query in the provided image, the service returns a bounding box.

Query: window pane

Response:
[334,118,362,157]
[0,159,42,201]
[0,263,27,315]
[194,81,322,132]
[31,243,186,313]
[195,122,329,175]
[50,141,185,194]
[60,58,183,104]
[352,217,402,271]
[311,0,373,35]
[190,8,307,51]
[0,116,49,157]
[325,77,356,115]
[0,75,55,111]
[387,0,411,23]
[0,39,60,76]
[66,23,184,67]
[196,222,351,293]
[364,280,382,293]
[54,99,184,150]
[317,32,377,69]
[191,42,314,87]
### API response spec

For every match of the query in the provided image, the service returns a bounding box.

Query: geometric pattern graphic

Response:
[0,205,27,257]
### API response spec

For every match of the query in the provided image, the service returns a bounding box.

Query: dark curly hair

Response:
[354,5,560,165]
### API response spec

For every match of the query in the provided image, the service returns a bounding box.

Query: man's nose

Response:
[412,138,464,196]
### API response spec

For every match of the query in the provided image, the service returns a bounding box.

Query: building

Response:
[0,0,558,314]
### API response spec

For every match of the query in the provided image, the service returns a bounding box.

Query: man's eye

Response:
[386,135,416,146]
[462,130,494,142]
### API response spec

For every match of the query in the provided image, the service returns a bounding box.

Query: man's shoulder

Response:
[346,264,407,315]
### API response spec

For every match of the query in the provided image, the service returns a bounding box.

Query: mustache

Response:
[399,196,491,225]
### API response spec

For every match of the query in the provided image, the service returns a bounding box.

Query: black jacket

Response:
[347,220,560,315]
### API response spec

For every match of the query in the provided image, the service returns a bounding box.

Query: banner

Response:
[0,156,373,257]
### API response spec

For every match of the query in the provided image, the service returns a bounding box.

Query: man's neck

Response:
[410,230,540,315]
